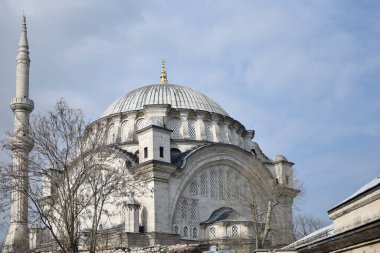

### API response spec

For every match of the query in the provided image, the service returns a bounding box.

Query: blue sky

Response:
[0,0,379,242]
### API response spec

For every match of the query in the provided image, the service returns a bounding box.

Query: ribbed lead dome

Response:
[101,84,228,117]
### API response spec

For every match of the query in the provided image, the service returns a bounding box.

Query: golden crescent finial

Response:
[160,59,168,85]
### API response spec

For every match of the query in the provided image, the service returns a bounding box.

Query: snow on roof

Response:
[282,224,334,250]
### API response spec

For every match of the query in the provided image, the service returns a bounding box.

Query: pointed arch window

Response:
[181,199,188,220]
[234,174,240,201]
[188,118,196,140]
[190,181,197,195]
[107,124,116,144]
[204,121,212,141]
[210,170,217,199]
[183,226,189,238]
[216,124,224,142]
[170,117,182,139]
[173,225,180,235]
[190,201,197,220]
[226,170,232,201]
[209,227,216,239]
[219,169,225,199]
[136,119,147,130]
[200,173,207,196]
[121,121,129,142]
[231,225,239,237]
[192,227,198,239]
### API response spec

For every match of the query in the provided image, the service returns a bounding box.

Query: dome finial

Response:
[160,59,168,85]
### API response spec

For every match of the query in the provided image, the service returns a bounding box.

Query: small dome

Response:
[101,84,228,118]
[273,155,288,162]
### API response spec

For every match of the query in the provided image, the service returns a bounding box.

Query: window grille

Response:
[219,169,224,199]
[190,181,197,195]
[200,174,207,196]
[210,170,217,199]
[170,117,182,139]
[183,226,189,238]
[121,121,129,141]
[209,227,216,238]
[107,124,116,144]
[217,124,224,142]
[234,174,240,201]
[231,225,239,237]
[188,119,196,140]
[136,119,147,130]
[192,227,198,239]
[181,199,188,220]
[190,201,197,220]
[226,170,232,201]
[204,121,212,141]
[173,225,180,235]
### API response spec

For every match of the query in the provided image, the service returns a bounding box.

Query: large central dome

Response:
[101,84,228,117]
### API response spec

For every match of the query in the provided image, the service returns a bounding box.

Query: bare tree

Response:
[239,162,300,250]
[1,99,145,253]
[245,184,295,249]
[293,214,329,240]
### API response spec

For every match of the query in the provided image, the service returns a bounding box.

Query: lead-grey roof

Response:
[101,84,228,117]
[200,207,250,225]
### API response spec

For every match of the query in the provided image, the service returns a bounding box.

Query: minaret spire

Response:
[4,16,34,253]
[160,59,168,85]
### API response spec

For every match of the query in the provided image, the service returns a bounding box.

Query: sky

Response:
[0,0,380,243]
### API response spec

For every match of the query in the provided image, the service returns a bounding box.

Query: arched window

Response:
[121,121,129,142]
[204,121,212,141]
[192,227,198,239]
[234,174,240,201]
[190,181,197,195]
[226,170,232,201]
[216,124,224,142]
[200,173,207,196]
[219,169,224,199]
[210,170,217,199]
[181,199,188,220]
[173,225,180,235]
[209,227,216,239]
[188,118,196,140]
[190,201,197,220]
[183,226,189,238]
[170,117,181,139]
[231,225,239,237]
[107,124,116,144]
[136,119,147,130]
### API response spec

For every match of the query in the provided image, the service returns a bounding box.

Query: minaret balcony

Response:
[10,97,34,111]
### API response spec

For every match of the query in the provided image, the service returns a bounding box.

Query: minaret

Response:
[4,16,34,253]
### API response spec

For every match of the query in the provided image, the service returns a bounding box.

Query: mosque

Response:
[3,18,299,253]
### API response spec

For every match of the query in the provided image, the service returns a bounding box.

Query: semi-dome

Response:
[101,84,228,118]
